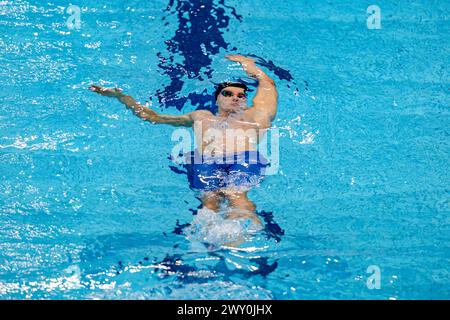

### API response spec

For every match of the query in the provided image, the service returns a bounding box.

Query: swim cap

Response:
[214,82,249,101]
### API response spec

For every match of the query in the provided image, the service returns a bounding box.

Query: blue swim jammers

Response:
[184,151,269,192]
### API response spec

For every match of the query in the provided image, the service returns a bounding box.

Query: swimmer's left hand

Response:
[89,85,123,98]
[225,54,256,64]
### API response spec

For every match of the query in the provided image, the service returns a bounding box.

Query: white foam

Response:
[185,207,262,247]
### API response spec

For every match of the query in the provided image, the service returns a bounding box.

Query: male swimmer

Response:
[89,55,278,233]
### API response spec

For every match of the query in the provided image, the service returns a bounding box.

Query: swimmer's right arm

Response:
[89,85,205,127]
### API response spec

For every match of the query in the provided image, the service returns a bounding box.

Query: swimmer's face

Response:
[216,87,248,113]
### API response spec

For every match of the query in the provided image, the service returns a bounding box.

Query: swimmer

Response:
[89,54,278,234]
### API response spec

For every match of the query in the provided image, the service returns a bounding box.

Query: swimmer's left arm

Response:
[89,85,160,122]
[89,85,208,127]
[225,55,278,122]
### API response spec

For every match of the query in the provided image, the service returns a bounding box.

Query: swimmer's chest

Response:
[199,114,261,131]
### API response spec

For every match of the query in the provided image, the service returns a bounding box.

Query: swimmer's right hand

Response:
[89,85,123,98]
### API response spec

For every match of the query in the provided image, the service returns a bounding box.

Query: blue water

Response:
[0,0,449,299]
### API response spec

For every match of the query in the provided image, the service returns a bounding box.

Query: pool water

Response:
[0,0,449,299]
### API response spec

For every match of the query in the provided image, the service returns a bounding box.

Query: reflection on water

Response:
[1,0,448,300]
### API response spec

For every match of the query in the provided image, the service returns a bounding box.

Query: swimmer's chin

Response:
[220,105,246,113]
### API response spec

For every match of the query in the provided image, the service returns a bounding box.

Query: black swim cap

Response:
[214,82,248,101]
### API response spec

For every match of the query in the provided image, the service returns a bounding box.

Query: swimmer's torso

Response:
[193,110,268,156]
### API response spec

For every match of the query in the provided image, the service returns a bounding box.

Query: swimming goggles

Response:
[220,90,247,99]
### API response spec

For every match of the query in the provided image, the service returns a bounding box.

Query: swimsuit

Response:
[184,150,269,192]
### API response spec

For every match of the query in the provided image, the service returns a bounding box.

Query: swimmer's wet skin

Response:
[89,54,278,246]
